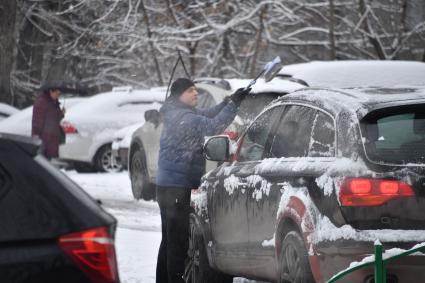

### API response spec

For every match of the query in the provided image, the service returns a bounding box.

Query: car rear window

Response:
[361,104,425,164]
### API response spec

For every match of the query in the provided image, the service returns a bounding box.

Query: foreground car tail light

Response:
[62,120,78,134]
[339,178,415,207]
[58,226,118,283]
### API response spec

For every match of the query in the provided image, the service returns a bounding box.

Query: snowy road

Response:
[66,171,264,283]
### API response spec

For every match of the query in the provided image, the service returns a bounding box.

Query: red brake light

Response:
[58,227,118,283]
[350,179,372,194]
[339,178,415,207]
[62,121,78,134]
[223,130,239,140]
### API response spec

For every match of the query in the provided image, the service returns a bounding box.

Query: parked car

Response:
[0,97,86,136]
[59,87,164,173]
[0,133,119,283]
[111,122,145,170]
[0,103,19,121]
[128,78,303,200]
[278,60,425,88]
[188,87,425,283]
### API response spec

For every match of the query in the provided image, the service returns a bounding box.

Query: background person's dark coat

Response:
[31,92,64,158]
[157,97,237,189]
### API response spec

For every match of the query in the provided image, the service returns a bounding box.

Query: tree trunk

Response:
[328,0,336,60]
[0,0,17,104]
[140,0,163,85]
[358,0,386,59]
[250,6,267,78]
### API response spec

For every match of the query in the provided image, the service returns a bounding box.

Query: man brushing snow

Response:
[155,78,250,283]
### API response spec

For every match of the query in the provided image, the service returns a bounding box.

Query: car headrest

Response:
[414,113,425,136]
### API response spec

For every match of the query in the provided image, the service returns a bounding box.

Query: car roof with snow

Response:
[278,60,425,88]
[271,87,425,118]
[227,77,304,94]
[65,88,165,116]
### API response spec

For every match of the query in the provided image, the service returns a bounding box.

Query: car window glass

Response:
[270,105,316,158]
[197,88,216,109]
[309,111,335,157]
[238,92,282,125]
[238,106,282,162]
[363,109,425,164]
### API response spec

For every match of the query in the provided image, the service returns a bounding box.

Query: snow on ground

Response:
[65,171,263,283]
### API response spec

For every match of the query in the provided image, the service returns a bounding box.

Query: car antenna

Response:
[165,49,191,99]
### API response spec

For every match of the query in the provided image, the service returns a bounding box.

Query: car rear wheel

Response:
[278,231,315,283]
[130,150,155,200]
[95,144,123,173]
[184,214,233,283]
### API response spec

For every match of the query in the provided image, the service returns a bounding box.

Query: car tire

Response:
[278,231,315,283]
[74,162,96,173]
[95,144,123,173]
[184,214,233,283]
[130,150,155,200]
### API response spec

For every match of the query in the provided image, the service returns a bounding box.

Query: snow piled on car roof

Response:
[279,60,425,88]
[227,77,305,94]
[65,89,165,116]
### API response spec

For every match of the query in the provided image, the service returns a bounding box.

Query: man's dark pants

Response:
[156,186,191,283]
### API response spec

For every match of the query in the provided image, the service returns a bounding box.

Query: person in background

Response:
[155,78,250,283]
[32,81,66,159]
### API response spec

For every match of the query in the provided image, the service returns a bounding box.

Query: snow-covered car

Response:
[0,103,19,121]
[0,97,86,136]
[278,60,425,88]
[0,133,119,283]
[111,122,145,170]
[191,87,425,283]
[128,78,303,200]
[59,87,164,173]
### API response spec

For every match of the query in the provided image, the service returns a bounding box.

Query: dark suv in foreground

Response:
[0,134,119,283]
[185,87,425,283]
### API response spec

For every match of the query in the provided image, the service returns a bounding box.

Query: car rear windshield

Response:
[361,104,425,164]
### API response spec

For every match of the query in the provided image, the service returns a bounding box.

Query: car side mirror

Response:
[204,135,231,161]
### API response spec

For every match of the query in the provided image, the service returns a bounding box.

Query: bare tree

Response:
[0,0,17,104]
[4,0,425,106]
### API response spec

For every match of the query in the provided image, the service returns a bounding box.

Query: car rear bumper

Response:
[59,134,92,162]
[312,240,425,283]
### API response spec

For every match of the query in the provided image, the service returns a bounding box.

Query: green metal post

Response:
[374,242,385,283]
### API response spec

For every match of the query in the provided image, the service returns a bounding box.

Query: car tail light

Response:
[58,226,118,283]
[62,121,78,134]
[223,130,239,140]
[339,178,415,207]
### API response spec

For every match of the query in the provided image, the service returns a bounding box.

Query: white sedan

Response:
[59,87,165,173]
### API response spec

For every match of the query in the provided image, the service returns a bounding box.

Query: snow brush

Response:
[245,56,282,90]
